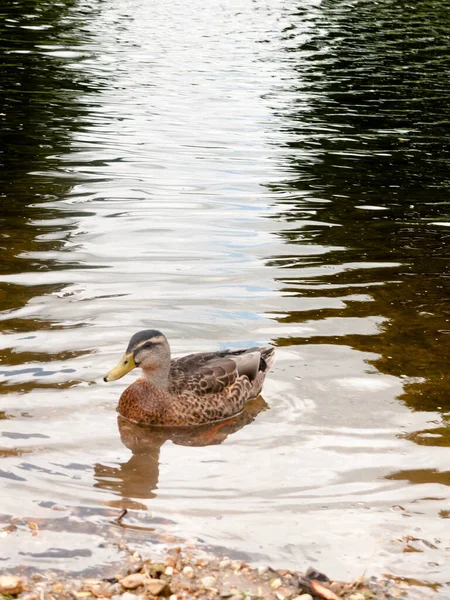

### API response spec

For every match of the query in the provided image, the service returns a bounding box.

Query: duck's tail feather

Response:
[259,346,275,373]
[229,346,275,382]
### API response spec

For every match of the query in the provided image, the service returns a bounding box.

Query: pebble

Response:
[200,576,217,588]
[166,556,177,568]
[0,576,24,595]
[165,566,174,576]
[169,595,178,600]
[228,596,243,600]
[197,558,210,567]
[120,593,139,600]
[89,583,113,598]
[128,560,143,575]
[147,578,169,596]
[257,566,269,575]
[292,595,313,600]
[110,583,123,595]
[231,560,242,571]
[329,581,343,595]
[182,566,194,578]
[147,564,165,577]
[348,594,366,600]
[119,573,147,589]
[219,559,231,569]
[270,578,283,590]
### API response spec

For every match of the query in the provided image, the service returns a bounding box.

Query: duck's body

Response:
[104,330,275,426]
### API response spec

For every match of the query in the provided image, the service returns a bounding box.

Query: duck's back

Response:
[169,346,274,396]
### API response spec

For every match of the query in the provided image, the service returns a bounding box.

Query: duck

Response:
[103,329,275,426]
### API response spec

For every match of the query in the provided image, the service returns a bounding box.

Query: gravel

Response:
[0,545,409,600]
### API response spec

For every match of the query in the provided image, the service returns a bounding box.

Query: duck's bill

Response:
[104,353,135,382]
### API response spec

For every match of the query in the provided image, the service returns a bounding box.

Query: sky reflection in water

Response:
[0,0,450,596]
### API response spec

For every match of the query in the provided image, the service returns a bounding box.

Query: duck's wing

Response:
[169,348,266,396]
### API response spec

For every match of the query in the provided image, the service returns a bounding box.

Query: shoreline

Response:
[0,543,409,600]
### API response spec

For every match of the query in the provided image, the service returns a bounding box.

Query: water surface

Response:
[1,0,450,597]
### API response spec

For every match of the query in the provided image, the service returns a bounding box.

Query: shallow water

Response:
[1,0,450,596]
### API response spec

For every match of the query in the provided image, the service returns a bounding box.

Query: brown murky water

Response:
[1,0,450,596]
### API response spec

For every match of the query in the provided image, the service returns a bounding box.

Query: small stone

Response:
[128,561,143,575]
[120,573,147,589]
[257,566,269,575]
[200,576,217,588]
[90,584,113,598]
[293,595,313,600]
[197,558,209,567]
[109,583,122,595]
[348,594,365,600]
[182,566,194,578]
[165,566,174,576]
[219,559,231,569]
[166,556,177,568]
[120,593,137,600]
[230,560,242,571]
[147,564,165,577]
[228,596,243,600]
[147,578,169,596]
[0,576,24,596]
[270,578,283,590]
[20,594,37,600]
[329,582,343,595]
[169,595,178,600]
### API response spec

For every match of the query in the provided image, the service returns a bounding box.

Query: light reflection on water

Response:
[1,0,450,596]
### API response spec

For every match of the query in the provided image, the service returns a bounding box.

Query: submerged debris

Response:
[115,509,128,524]
[0,547,408,600]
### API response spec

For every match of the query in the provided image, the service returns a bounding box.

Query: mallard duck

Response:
[103,329,275,426]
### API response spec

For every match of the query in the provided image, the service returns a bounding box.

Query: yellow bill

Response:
[104,353,136,382]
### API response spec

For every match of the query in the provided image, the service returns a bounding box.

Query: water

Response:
[1,0,450,595]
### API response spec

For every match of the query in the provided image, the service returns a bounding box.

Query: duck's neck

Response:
[141,363,170,389]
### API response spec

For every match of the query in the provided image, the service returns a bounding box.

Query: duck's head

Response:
[104,329,170,382]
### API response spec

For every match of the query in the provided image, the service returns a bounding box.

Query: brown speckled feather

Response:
[118,375,253,426]
[114,339,275,426]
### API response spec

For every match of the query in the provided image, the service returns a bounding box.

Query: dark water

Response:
[1,0,450,596]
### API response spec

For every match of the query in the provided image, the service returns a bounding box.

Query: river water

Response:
[1,0,450,596]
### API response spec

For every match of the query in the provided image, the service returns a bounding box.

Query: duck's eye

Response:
[124,360,128,365]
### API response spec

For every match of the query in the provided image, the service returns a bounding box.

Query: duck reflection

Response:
[94,397,268,508]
